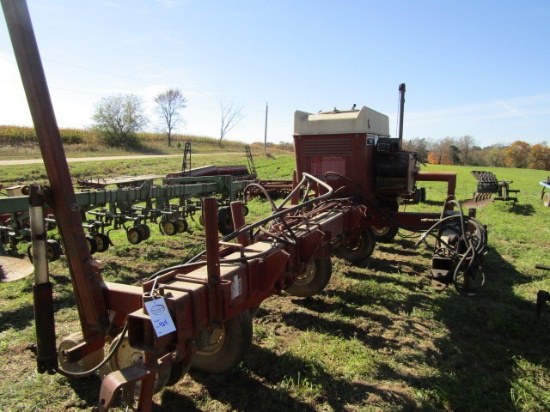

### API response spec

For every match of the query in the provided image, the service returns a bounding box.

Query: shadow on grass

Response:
[178,345,416,412]
[0,303,34,332]
[359,247,550,411]
[65,376,102,409]
[418,248,550,410]
[274,246,550,410]
[507,202,535,216]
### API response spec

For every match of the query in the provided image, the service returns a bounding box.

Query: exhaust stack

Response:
[398,83,406,148]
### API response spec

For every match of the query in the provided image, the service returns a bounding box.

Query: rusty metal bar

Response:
[2,0,109,336]
[202,197,221,323]
[415,171,457,197]
[230,201,249,246]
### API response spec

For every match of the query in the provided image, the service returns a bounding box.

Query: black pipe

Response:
[33,282,58,374]
[398,83,406,149]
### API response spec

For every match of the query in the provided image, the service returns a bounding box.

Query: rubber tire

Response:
[127,227,142,244]
[334,228,376,263]
[58,332,104,373]
[46,239,62,261]
[86,236,98,255]
[136,224,151,241]
[161,220,177,236]
[191,311,253,374]
[176,219,188,233]
[217,207,234,236]
[285,256,333,298]
[28,240,62,263]
[107,335,170,394]
[371,225,399,243]
[94,234,110,252]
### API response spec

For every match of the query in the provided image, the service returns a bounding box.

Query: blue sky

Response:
[1,0,549,147]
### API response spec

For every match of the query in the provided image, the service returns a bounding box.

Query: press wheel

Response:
[285,257,332,298]
[191,311,253,374]
[334,228,376,263]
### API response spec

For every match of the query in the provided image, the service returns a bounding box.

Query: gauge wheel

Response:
[94,234,110,253]
[127,227,142,244]
[46,239,62,261]
[217,207,234,235]
[86,236,98,255]
[161,220,178,236]
[334,228,376,263]
[176,218,188,233]
[136,224,151,241]
[58,332,104,373]
[106,335,170,394]
[454,266,485,296]
[191,311,253,374]
[285,256,333,298]
[371,225,399,243]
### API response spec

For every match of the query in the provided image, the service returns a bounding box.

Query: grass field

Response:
[0,152,549,411]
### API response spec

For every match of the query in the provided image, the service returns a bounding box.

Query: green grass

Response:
[1,155,549,411]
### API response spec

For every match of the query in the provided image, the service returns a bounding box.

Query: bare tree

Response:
[457,135,476,165]
[219,98,244,146]
[154,88,187,146]
[404,137,429,162]
[427,137,456,165]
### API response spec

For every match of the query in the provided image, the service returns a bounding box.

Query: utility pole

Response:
[264,102,268,156]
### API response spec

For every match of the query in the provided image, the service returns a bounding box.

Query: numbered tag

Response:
[144,298,176,337]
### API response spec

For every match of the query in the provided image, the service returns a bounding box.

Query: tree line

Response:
[403,136,550,171]
[92,89,243,149]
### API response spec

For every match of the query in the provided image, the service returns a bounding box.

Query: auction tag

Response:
[144,298,176,337]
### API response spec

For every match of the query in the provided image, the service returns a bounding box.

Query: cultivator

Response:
[470,170,520,206]
[0,174,254,261]
[2,1,489,410]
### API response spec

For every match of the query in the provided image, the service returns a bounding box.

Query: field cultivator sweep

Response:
[2,1,488,410]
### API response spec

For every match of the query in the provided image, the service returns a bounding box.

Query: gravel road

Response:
[0,154,183,166]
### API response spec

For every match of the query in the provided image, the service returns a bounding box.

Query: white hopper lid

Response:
[294,106,389,136]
